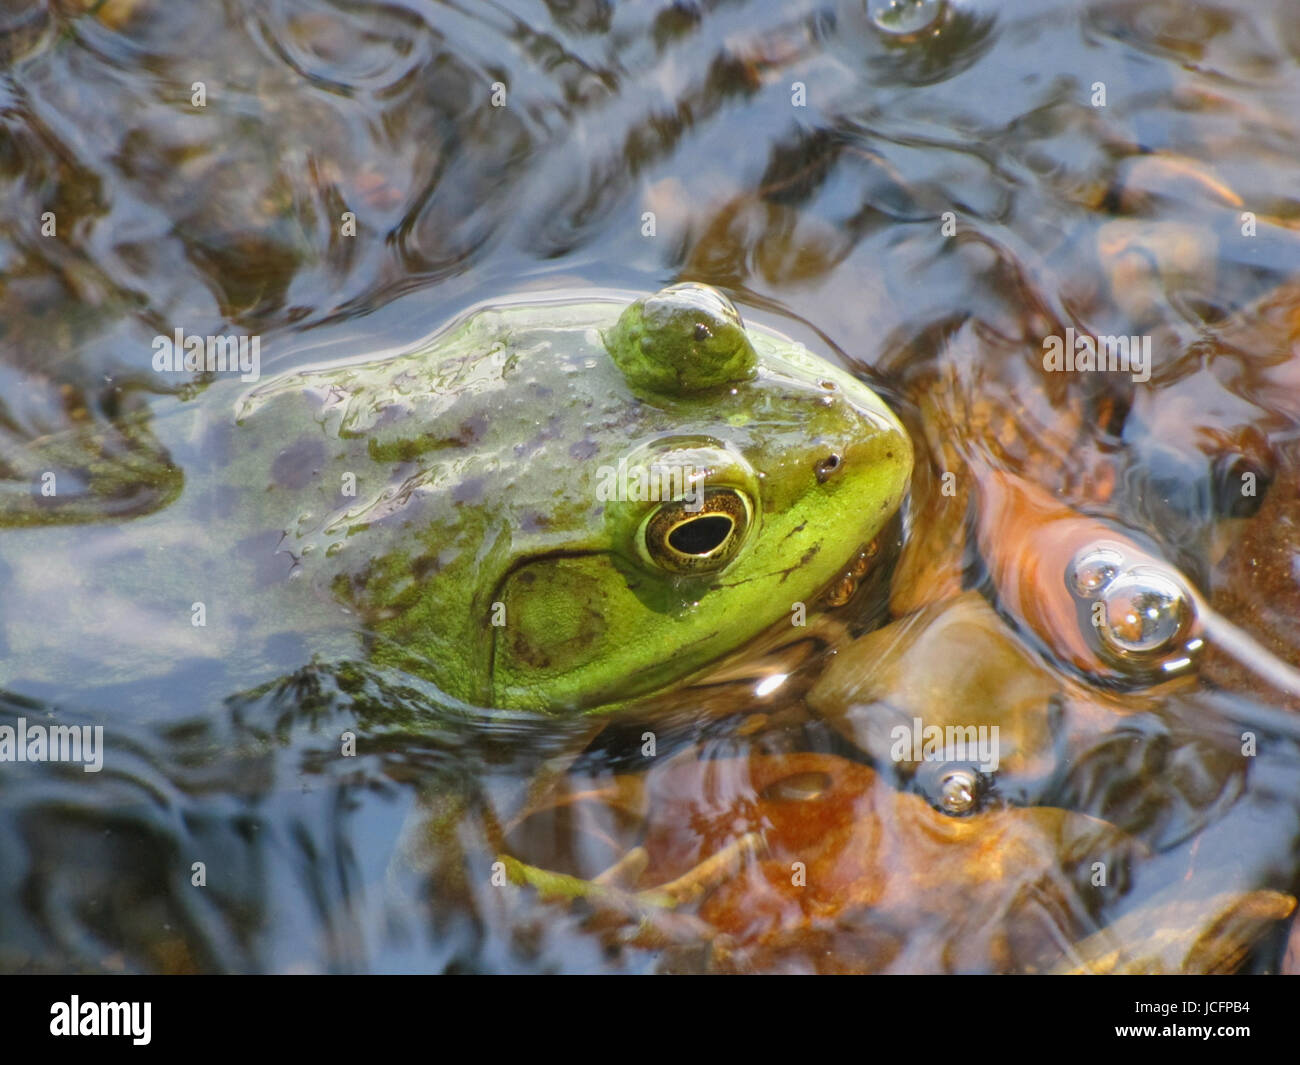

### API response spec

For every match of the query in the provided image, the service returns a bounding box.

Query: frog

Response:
[0,282,912,717]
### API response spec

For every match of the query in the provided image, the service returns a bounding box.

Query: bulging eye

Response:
[641,487,751,574]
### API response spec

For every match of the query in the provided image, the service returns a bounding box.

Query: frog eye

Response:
[641,487,752,574]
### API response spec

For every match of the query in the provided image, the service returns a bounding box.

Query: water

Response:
[2,0,1300,972]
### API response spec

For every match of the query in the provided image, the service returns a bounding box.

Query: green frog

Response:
[0,283,912,715]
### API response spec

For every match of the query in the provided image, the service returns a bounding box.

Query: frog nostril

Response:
[694,322,712,342]
[815,454,841,482]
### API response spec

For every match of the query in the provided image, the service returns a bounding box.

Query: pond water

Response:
[2,0,1300,972]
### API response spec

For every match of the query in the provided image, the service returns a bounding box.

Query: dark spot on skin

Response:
[376,413,486,459]
[456,413,488,445]
[569,439,599,461]
[411,554,441,580]
[519,510,551,532]
[886,451,894,459]
[515,413,563,458]
[452,476,487,504]
[782,521,807,542]
[271,437,327,491]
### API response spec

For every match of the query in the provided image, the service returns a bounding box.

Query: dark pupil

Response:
[668,515,732,555]
[694,322,712,341]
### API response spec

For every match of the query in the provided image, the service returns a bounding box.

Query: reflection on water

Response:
[3,0,1300,971]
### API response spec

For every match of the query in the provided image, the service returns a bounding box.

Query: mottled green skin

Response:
[0,285,912,714]
[225,286,912,712]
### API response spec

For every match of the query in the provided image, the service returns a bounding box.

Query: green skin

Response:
[0,284,911,714]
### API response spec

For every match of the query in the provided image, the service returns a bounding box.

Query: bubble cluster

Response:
[1067,541,1196,666]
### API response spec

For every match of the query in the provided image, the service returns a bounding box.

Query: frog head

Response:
[489,283,912,712]
[242,282,911,714]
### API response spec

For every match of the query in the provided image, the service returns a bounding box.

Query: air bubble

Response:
[938,767,978,814]
[1067,544,1125,598]
[1097,568,1189,657]
[867,0,947,37]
